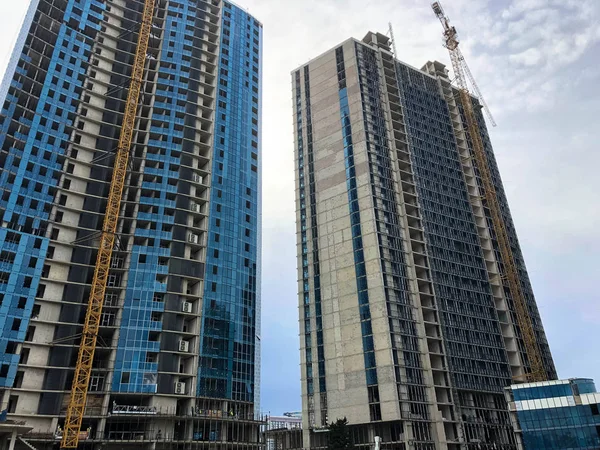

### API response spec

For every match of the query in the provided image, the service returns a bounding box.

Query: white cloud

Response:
[509,47,544,66]
[501,0,548,19]
[454,0,600,115]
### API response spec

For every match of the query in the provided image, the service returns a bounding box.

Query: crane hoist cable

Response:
[431,1,547,383]
[60,0,156,447]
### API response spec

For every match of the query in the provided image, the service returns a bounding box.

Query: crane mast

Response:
[431,2,547,382]
[61,0,156,447]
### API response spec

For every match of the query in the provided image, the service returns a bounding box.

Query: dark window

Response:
[19,348,29,364]
[7,396,17,413]
[369,403,382,421]
[25,326,35,341]
[368,386,380,403]
[6,342,18,354]
[12,319,21,331]
[121,372,130,383]
[14,371,24,388]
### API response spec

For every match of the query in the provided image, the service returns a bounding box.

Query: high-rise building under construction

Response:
[292,32,556,450]
[0,0,262,448]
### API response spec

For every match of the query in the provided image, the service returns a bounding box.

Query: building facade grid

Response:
[0,0,263,447]
[293,32,555,450]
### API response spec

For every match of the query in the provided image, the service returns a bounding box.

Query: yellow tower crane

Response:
[431,1,547,383]
[61,0,156,447]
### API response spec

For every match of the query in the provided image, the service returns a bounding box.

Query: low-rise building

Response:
[505,378,600,449]
[267,415,302,432]
[265,415,302,450]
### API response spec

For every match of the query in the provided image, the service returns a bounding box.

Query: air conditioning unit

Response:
[187,233,199,244]
[190,203,201,213]
[178,340,189,352]
[174,382,186,395]
[182,302,193,313]
[192,173,203,184]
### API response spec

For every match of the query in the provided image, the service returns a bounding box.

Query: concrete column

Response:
[7,430,16,450]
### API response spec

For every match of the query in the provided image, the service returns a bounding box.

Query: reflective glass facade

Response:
[198,1,262,404]
[507,379,600,450]
[0,0,263,446]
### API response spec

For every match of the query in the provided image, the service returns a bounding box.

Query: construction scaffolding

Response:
[22,399,266,450]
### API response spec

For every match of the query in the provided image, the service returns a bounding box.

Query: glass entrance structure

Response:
[506,378,600,450]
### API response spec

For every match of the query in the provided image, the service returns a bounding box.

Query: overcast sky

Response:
[1,0,598,416]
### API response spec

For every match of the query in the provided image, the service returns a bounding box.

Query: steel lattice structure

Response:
[61,0,156,446]
[432,1,547,383]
